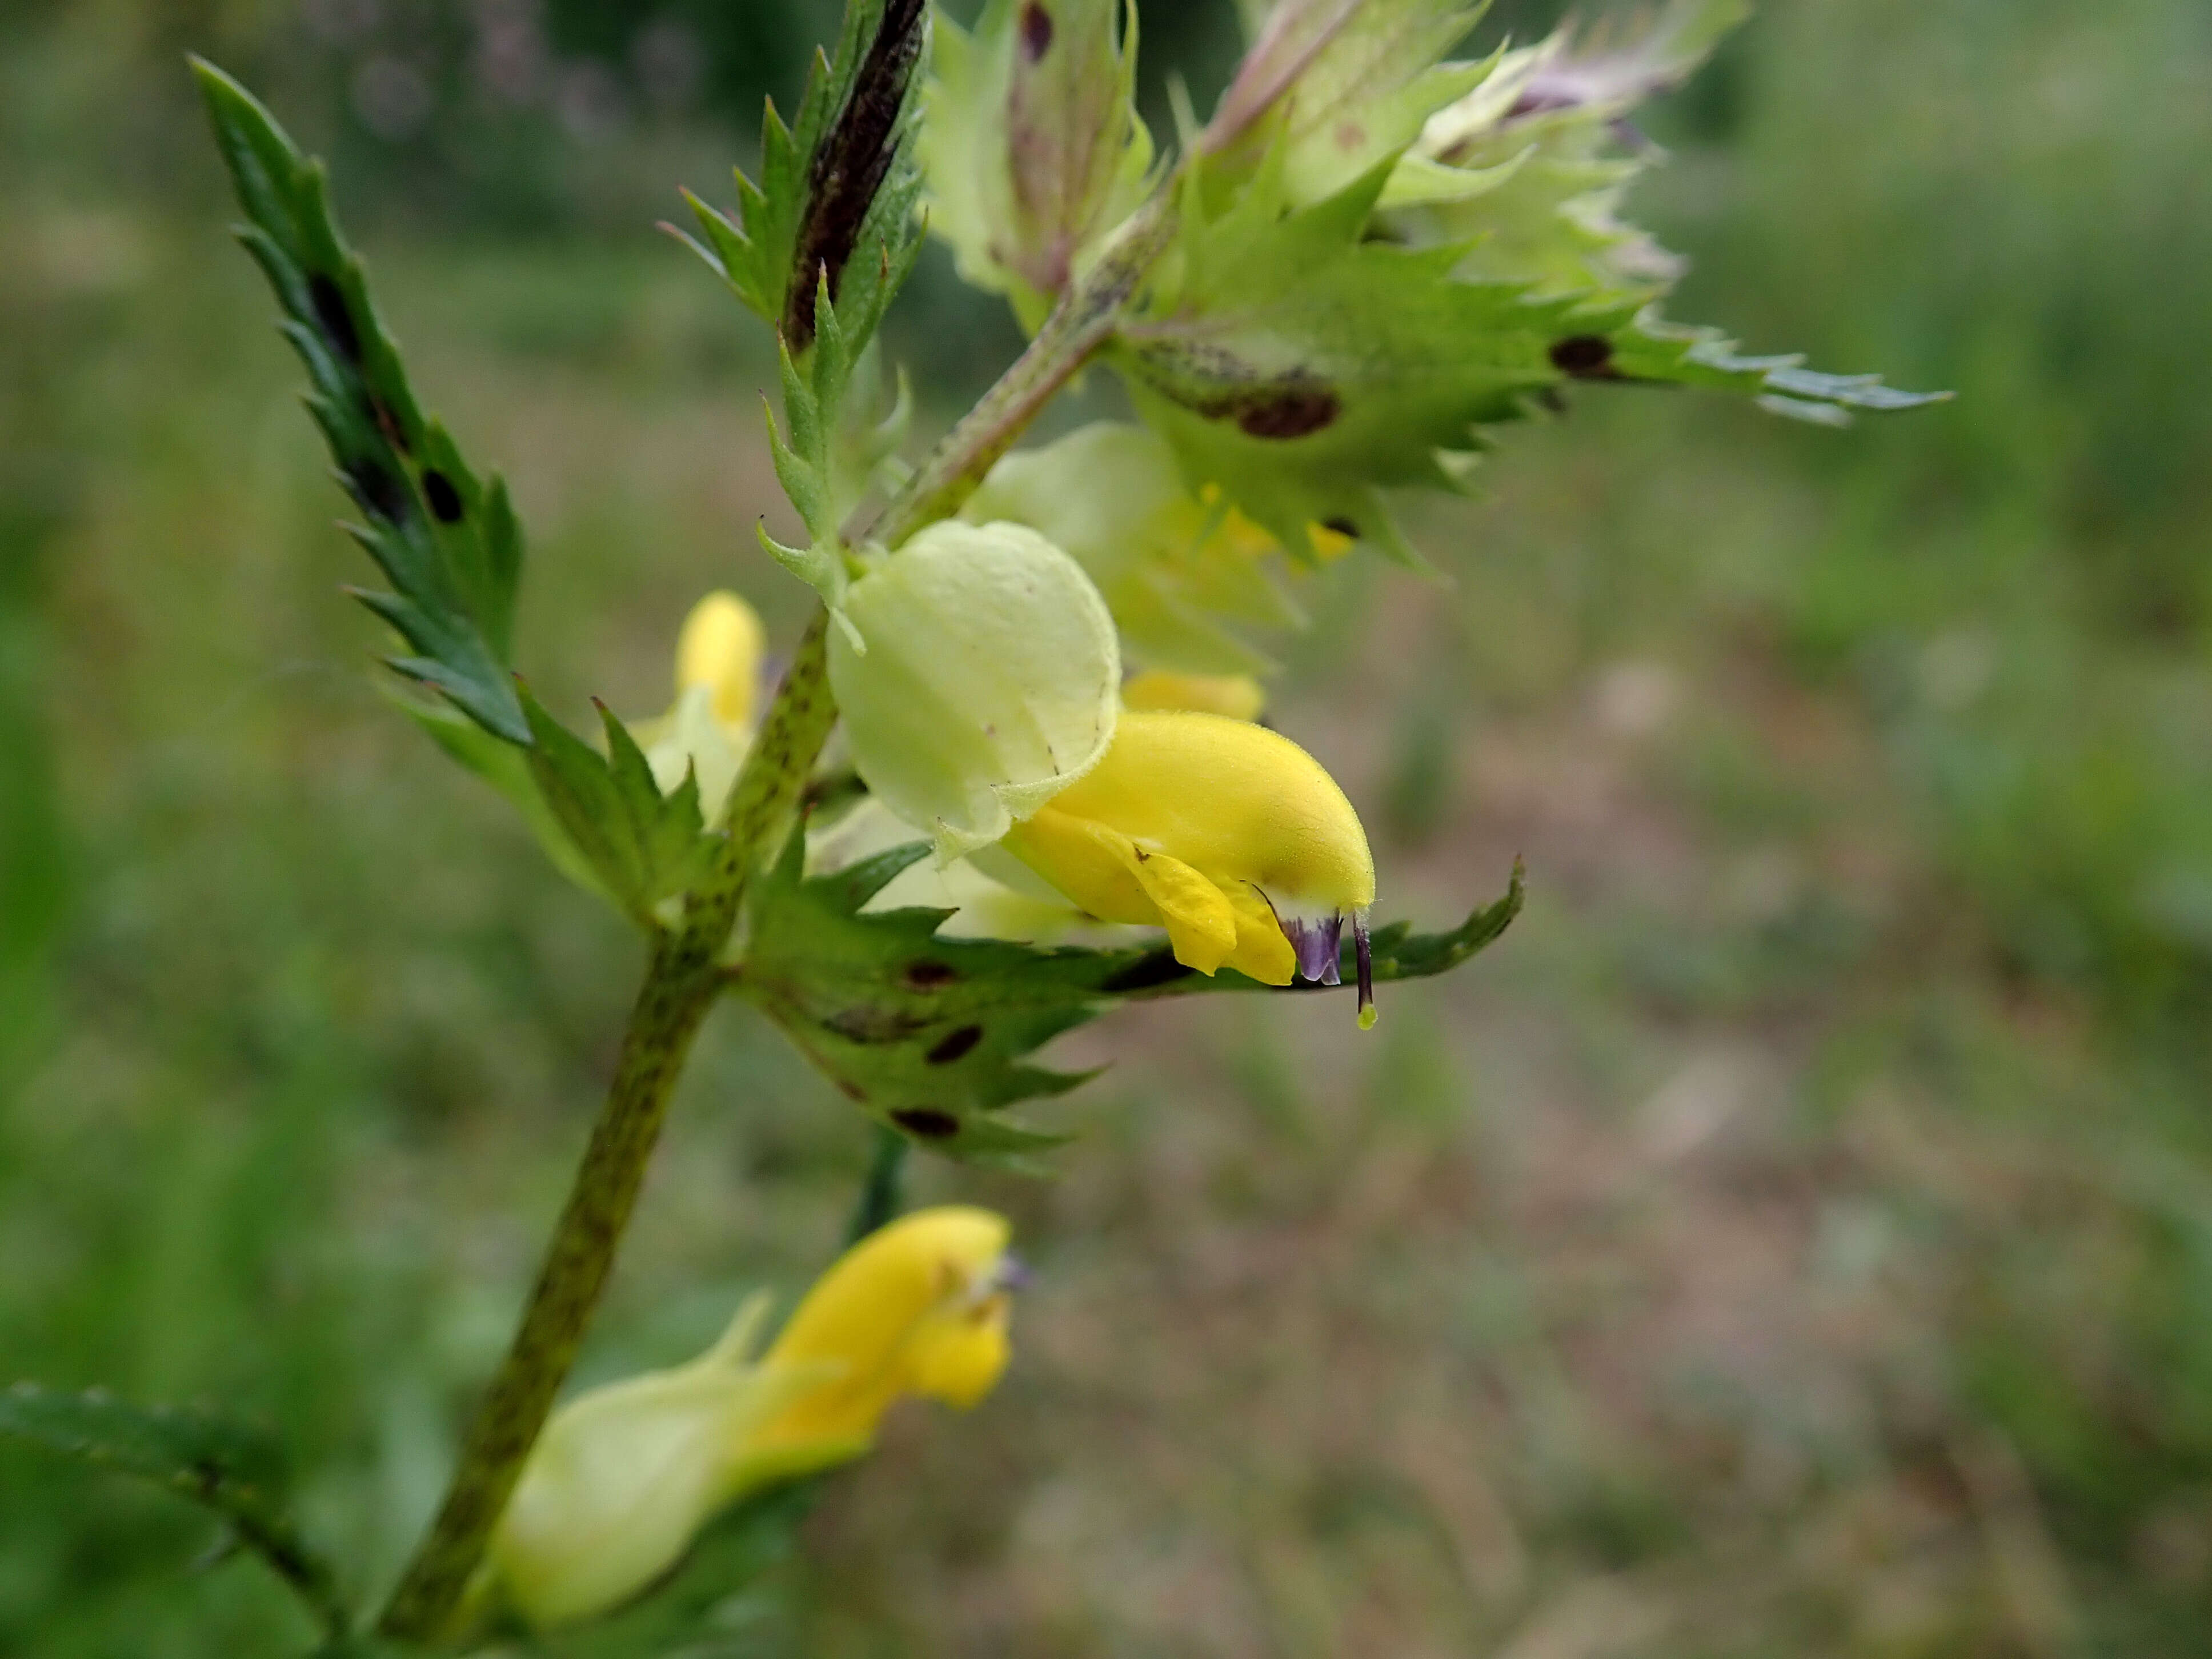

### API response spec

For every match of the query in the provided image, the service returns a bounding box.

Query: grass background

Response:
[3,0,2211,1653]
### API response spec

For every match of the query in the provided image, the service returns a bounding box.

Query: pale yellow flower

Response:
[487,1208,1017,1630]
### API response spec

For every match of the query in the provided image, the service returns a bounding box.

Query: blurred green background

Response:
[5,0,2211,1653]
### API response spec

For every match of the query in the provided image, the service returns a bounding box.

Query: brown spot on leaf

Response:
[1322,516,1359,539]
[349,459,408,523]
[1234,386,1341,440]
[891,1107,960,1140]
[1550,335,1618,378]
[422,469,464,523]
[1020,1,1053,60]
[903,959,958,990]
[309,274,361,364]
[927,1025,984,1065]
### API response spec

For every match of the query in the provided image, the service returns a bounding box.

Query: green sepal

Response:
[920,0,1155,323]
[0,1381,348,1636]
[498,1481,820,1658]
[734,833,1522,1169]
[676,0,928,356]
[518,685,721,932]
[193,59,527,743]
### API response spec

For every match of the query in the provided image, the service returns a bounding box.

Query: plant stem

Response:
[378,622,835,1642]
[376,179,1181,1648]
[870,191,1177,547]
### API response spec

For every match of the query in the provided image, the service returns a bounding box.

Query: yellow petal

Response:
[1223,883,1297,985]
[901,1298,1012,1409]
[1122,669,1268,722]
[1036,710,1375,914]
[754,1207,1013,1452]
[1121,845,1239,974]
[674,590,766,731]
[999,806,1160,929]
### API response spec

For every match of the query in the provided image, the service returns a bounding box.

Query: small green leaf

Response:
[732,833,1521,1168]
[0,1381,349,1637]
[193,59,527,743]
[519,686,720,930]
[1116,138,1943,564]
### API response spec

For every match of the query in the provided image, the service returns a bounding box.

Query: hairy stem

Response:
[378,622,835,1642]
[871,192,1176,546]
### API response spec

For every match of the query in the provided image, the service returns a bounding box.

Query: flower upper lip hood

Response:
[484,1207,1017,1632]
[1002,709,1379,1021]
[751,1205,1015,1452]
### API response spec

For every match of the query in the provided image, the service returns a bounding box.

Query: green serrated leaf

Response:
[1116,121,1942,562]
[0,1381,350,1636]
[921,0,1155,328]
[732,832,1521,1168]
[193,59,528,743]
[679,0,928,355]
[518,686,720,930]
[1114,151,1581,562]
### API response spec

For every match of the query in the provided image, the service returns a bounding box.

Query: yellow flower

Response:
[674,589,767,730]
[486,1207,1017,1630]
[634,590,767,812]
[1001,710,1379,1024]
[1121,668,1268,722]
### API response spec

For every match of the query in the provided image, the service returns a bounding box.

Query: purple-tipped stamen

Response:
[991,1253,1032,1294]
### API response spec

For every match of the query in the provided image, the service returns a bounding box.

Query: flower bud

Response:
[487,1207,1018,1630]
[635,590,768,811]
[674,590,767,730]
[828,521,1120,860]
[1001,710,1379,1022]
